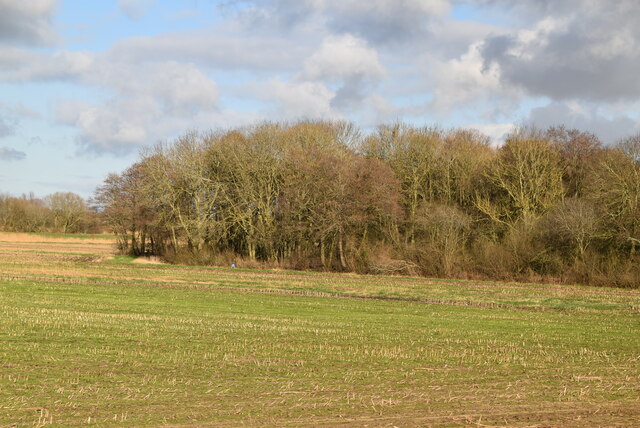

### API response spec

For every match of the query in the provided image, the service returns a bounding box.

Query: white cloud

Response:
[253,78,338,120]
[109,30,310,72]
[54,60,220,155]
[302,34,384,82]
[322,0,449,43]
[430,41,511,113]
[479,1,640,102]
[0,0,58,46]
[427,18,503,58]
[87,60,219,115]
[4,0,639,159]
[56,99,152,155]
[0,25,309,82]
[300,34,385,111]
[0,48,93,82]
[469,122,514,146]
[239,0,450,44]
[0,41,222,155]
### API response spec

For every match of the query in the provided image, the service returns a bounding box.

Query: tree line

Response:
[0,192,100,233]
[92,121,640,287]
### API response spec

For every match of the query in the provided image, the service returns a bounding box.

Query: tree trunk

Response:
[359,226,368,251]
[170,226,178,252]
[327,235,336,270]
[141,230,147,255]
[320,237,326,269]
[338,233,347,270]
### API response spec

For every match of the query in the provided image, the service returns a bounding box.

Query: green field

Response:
[1,233,639,426]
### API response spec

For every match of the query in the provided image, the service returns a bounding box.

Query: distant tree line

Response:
[93,121,640,287]
[0,192,100,233]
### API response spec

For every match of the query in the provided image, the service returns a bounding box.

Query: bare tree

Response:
[93,162,154,255]
[213,124,286,261]
[362,123,443,244]
[546,126,603,197]
[44,192,86,233]
[144,132,225,253]
[588,146,640,256]
[476,127,564,230]
[89,121,638,287]
[542,198,600,261]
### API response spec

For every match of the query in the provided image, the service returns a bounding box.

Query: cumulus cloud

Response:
[0,25,279,156]
[54,60,219,155]
[4,0,639,158]
[302,34,384,82]
[118,0,156,20]
[427,19,503,58]
[109,31,309,72]
[237,0,450,44]
[0,49,93,82]
[320,0,449,44]
[234,34,386,120]
[0,41,223,156]
[2,27,312,81]
[250,79,337,120]
[56,99,149,155]
[89,60,219,114]
[0,0,58,46]
[471,0,638,19]
[56,98,251,156]
[429,41,513,113]
[1,28,308,82]
[479,0,640,102]
[301,34,385,110]
[0,147,26,161]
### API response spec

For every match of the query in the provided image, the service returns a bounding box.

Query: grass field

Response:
[1,232,639,426]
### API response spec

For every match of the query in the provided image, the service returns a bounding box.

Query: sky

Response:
[1,0,639,199]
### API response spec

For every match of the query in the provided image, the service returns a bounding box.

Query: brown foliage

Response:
[89,121,640,288]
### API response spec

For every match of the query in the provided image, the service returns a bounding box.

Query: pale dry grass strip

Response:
[132,256,166,264]
[0,232,114,244]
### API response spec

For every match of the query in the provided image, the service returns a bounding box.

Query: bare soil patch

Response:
[132,256,166,264]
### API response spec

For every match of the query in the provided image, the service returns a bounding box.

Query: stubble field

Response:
[0,232,639,426]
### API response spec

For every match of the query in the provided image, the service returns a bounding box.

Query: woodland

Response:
[3,121,640,287]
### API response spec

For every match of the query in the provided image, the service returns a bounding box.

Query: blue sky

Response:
[1,0,639,199]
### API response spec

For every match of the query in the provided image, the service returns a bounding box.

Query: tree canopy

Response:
[90,121,640,288]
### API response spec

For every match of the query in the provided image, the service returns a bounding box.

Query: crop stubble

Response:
[0,232,639,426]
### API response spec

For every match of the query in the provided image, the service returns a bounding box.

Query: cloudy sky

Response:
[1,0,639,198]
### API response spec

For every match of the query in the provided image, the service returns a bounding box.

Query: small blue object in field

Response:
[231,263,236,269]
